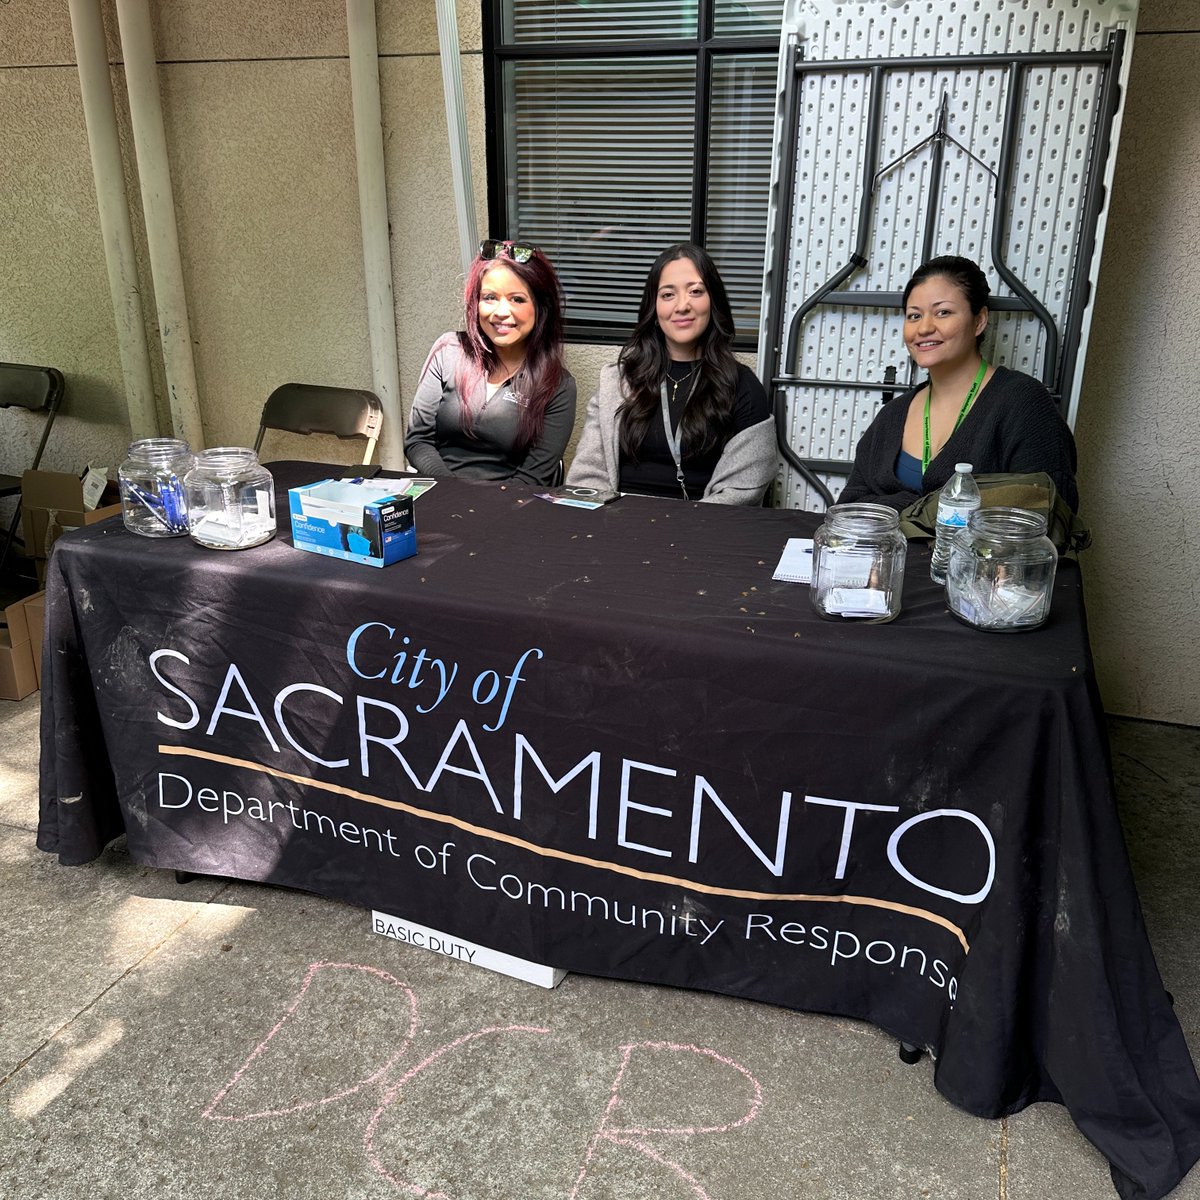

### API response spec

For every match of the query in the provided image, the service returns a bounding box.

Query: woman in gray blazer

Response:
[567,243,775,505]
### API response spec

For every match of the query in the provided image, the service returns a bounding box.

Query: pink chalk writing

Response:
[569,1041,764,1199]
[202,964,765,1198]
[203,961,418,1121]
[363,1025,551,1198]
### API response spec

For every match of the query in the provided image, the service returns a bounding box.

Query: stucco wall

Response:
[0,0,1196,723]
[1076,2,1200,723]
[1,5,135,481]
[0,0,484,472]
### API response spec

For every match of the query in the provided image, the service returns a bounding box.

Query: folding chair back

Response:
[254,383,384,465]
[0,362,65,575]
[0,362,64,497]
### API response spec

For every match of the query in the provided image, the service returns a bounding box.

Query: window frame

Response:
[482,2,781,348]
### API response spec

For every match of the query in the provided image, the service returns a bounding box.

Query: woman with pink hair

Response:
[405,240,576,485]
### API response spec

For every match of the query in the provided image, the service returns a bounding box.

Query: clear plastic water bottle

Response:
[930,462,980,584]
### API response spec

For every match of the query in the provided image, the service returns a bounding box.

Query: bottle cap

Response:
[955,462,973,473]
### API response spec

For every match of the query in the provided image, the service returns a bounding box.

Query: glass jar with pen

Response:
[183,448,276,550]
[118,438,194,538]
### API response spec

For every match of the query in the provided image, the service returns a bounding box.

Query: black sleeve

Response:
[731,364,772,432]
[838,396,916,509]
[1000,384,1080,512]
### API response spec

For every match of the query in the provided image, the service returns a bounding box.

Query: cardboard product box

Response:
[0,594,39,701]
[3,596,31,646]
[21,469,122,560]
[0,629,37,701]
[288,479,418,568]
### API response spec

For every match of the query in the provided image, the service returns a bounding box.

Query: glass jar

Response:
[183,448,276,550]
[811,503,907,622]
[945,507,1058,632]
[118,437,194,537]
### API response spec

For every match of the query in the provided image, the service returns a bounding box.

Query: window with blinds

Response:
[485,0,784,345]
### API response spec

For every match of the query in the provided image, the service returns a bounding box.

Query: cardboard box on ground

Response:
[0,591,44,700]
[21,468,121,582]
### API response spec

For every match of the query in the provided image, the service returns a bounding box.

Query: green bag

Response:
[898,472,1091,556]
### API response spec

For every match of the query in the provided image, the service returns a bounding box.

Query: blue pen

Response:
[158,474,188,530]
[125,482,189,533]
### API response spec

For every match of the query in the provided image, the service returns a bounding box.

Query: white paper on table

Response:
[772,538,814,583]
[826,587,890,616]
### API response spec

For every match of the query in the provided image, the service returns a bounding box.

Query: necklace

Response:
[667,362,700,407]
[922,359,988,475]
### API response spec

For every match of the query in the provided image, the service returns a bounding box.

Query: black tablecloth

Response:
[37,463,1200,1200]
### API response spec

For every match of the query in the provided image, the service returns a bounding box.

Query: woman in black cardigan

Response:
[839,256,1078,511]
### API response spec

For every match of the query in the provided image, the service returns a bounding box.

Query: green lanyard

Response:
[922,359,987,475]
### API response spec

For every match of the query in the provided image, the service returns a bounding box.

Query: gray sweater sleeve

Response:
[404,335,457,478]
[509,373,577,487]
[701,416,777,505]
[565,364,621,497]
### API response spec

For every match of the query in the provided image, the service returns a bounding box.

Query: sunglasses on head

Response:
[479,239,535,264]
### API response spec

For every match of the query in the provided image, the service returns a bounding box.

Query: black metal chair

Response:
[0,363,65,577]
[254,383,384,465]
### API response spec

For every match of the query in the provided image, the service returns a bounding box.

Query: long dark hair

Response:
[617,243,740,460]
[903,255,990,350]
[455,247,567,450]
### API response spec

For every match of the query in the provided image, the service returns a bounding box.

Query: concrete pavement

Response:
[2,693,1197,1199]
